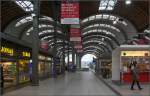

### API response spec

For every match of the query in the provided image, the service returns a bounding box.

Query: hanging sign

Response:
[61,1,79,24]
[70,28,81,41]
[74,42,82,49]
[74,45,82,49]
[70,28,81,37]
[70,37,81,41]
[40,40,49,50]
[77,49,83,53]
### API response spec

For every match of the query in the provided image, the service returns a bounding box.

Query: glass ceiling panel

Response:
[83,46,104,52]
[83,50,100,54]
[16,16,55,27]
[83,40,106,45]
[41,36,53,40]
[16,16,32,27]
[82,29,116,37]
[83,35,112,40]
[15,1,33,12]
[40,16,54,21]
[81,14,128,26]
[39,30,54,35]
[83,24,120,32]
[26,24,54,36]
[99,0,117,11]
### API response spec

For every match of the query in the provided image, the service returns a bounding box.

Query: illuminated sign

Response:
[22,52,30,57]
[0,46,14,56]
[121,51,150,56]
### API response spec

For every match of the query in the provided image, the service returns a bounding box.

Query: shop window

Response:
[38,61,45,78]
[18,60,30,83]
[1,62,17,88]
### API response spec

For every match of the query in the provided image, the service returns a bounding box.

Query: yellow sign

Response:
[22,52,30,57]
[121,51,150,56]
[0,46,14,56]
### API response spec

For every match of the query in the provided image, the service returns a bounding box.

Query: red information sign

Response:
[70,28,81,41]
[74,44,82,49]
[70,28,81,37]
[77,49,83,53]
[40,40,48,50]
[61,1,79,24]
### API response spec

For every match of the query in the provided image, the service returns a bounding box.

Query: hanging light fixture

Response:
[125,0,132,5]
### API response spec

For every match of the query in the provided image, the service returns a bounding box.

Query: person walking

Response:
[129,58,142,90]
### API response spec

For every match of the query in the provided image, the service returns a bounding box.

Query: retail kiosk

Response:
[0,39,31,88]
[112,45,150,84]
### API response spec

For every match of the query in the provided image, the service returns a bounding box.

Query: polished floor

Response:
[3,71,117,96]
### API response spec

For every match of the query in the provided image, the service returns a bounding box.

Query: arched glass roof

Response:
[83,35,112,41]
[83,23,120,33]
[15,16,54,27]
[81,14,128,26]
[39,30,54,35]
[82,29,116,37]
[83,39,106,46]
[83,46,105,53]
[41,36,53,41]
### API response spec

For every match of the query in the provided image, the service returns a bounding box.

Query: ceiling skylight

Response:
[99,0,117,11]
[15,1,33,12]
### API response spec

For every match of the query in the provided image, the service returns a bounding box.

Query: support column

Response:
[76,54,79,70]
[72,50,75,65]
[67,45,70,71]
[51,2,60,78]
[62,40,65,73]
[79,54,82,69]
[31,0,40,86]
[112,47,121,83]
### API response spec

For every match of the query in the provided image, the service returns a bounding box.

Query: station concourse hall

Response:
[0,0,150,96]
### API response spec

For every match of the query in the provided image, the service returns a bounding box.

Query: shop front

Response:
[38,54,52,79]
[0,40,31,88]
[121,51,150,83]
[112,45,150,84]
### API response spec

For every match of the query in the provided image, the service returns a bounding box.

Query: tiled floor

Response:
[102,77,150,96]
[3,71,117,96]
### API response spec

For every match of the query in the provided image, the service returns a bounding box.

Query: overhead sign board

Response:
[77,49,83,53]
[40,40,49,50]
[70,37,81,41]
[70,27,81,41]
[61,2,79,24]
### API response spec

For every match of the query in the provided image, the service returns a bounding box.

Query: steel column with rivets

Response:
[31,0,40,86]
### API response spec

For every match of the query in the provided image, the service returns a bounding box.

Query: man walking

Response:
[130,58,142,90]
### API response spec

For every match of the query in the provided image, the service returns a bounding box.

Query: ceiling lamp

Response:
[125,0,132,5]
